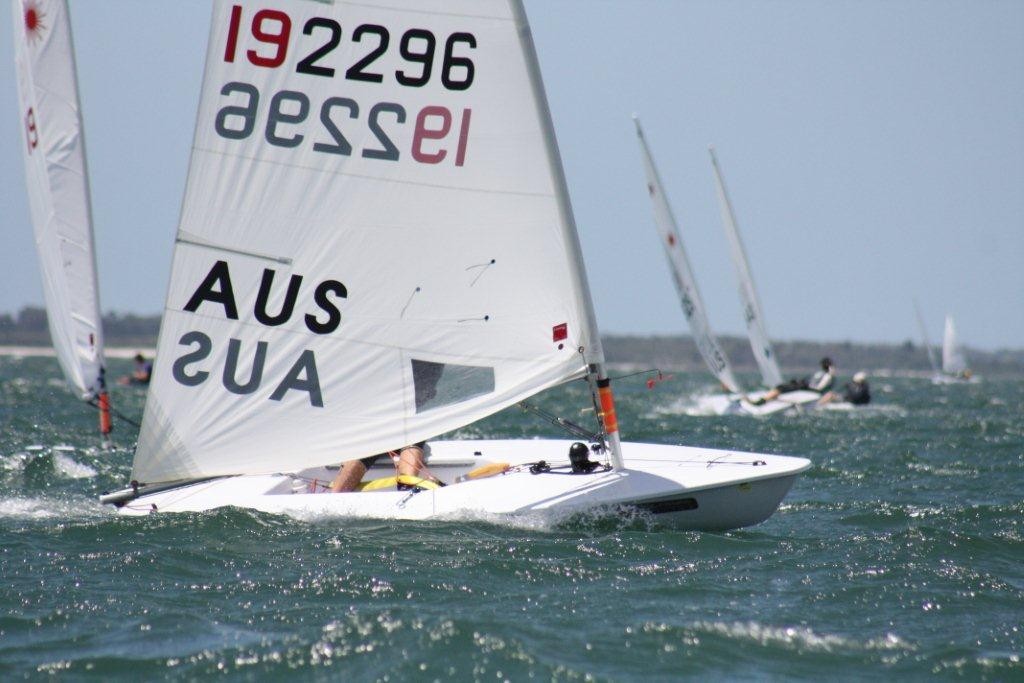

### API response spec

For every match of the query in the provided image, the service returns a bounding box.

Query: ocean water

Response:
[1,355,1021,681]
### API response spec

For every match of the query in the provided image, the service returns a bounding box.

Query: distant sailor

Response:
[118,352,152,386]
[819,370,871,406]
[752,357,836,405]
[842,371,871,405]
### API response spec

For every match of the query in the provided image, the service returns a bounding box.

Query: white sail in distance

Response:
[633,118,740,393]
[942,315,967,375]
[709,147,783,388]
[132,0,614,483]
[912,300,941,376]
[11,0,107,401]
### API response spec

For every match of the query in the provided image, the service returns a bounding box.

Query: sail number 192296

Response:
[214,5,476,166]
[224,6,476,91]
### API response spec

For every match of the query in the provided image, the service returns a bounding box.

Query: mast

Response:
[709,146,784,388]
[633,116,742,394]
[510,0,623,468]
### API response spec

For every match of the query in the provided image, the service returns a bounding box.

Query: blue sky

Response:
[2,0,1021,350]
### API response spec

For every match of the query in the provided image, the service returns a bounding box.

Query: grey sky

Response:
[2,0,1021,350]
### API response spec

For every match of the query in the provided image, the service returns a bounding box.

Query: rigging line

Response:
[608,368,665,382]
[400,287,421,319]
[465,259,496,287]
[86,399,142,428]
[517,401,601,442]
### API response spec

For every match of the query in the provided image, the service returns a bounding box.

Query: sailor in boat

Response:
[118,353,152,386]
[752,357,836,405]
[818,370,871,406]
[329,443,437,493]
[329,361,444,492]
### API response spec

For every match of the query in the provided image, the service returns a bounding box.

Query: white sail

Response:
[708,147,783,388]
[132,0,612,483]
[942,314,967,375]
[11,0,106,400]
[633,118,740,393]
[912,300,941,376]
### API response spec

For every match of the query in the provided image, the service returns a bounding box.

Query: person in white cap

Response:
[819,370,871,406]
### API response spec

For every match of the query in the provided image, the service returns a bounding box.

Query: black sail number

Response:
[442,33,476,90]
[346,24,389,83]
[396,29,436,87]
[296,18,342,77]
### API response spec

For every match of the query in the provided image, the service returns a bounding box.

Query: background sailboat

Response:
[102,0,808,529]
[941,314,974,382]
[708,147,821,414]
[11,0,111,438]
[633,116,742,397]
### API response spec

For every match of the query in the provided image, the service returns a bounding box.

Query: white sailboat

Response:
[707,147,822,415]
[632,117,742,396]
[101,0,809,530]
[12,0,112,437]
[940,314,974,382]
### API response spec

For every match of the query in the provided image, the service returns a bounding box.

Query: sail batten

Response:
[709,147,783,389]
[634,119,741,394]
[132,0,605,483]
[12,0,106,401]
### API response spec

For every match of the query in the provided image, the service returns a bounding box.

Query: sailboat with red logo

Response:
[12,0,112,439]
[100,0,809,529]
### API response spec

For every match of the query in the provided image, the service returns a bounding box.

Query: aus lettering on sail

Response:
[171,260,347,408]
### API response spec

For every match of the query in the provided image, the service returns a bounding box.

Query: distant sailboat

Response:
[12,0,111,438]
[709,146,784,389]
[707,147,821,414]
[632,117,741,395]
[101,0,809,528]
[941,315,973,381]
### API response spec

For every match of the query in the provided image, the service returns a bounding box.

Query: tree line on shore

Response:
[2,306,1021,376]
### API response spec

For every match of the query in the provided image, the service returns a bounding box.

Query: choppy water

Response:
[1,355,1021,680]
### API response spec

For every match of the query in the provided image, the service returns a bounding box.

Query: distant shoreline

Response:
[0,346,156,359]
[3,336,1021,377]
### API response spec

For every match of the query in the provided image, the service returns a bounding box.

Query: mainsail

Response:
[132,0,615,483]
[912,300,941,376]
[633,118,740,393]
[942,315,967,375]
[709,147,783,388]
[12,0,109,410]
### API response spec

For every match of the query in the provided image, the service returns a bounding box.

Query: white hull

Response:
[104,439,810,531]
[931,373,979,385]
[696,390,823,416]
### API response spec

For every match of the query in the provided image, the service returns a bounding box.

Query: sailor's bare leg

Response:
[330,460,368,492]
[397,445,424,477]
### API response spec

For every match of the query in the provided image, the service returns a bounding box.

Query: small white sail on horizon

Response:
[708,146,784,388]
[12,0,111,434]
[633,117,741,394]
[942,314,968,377]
